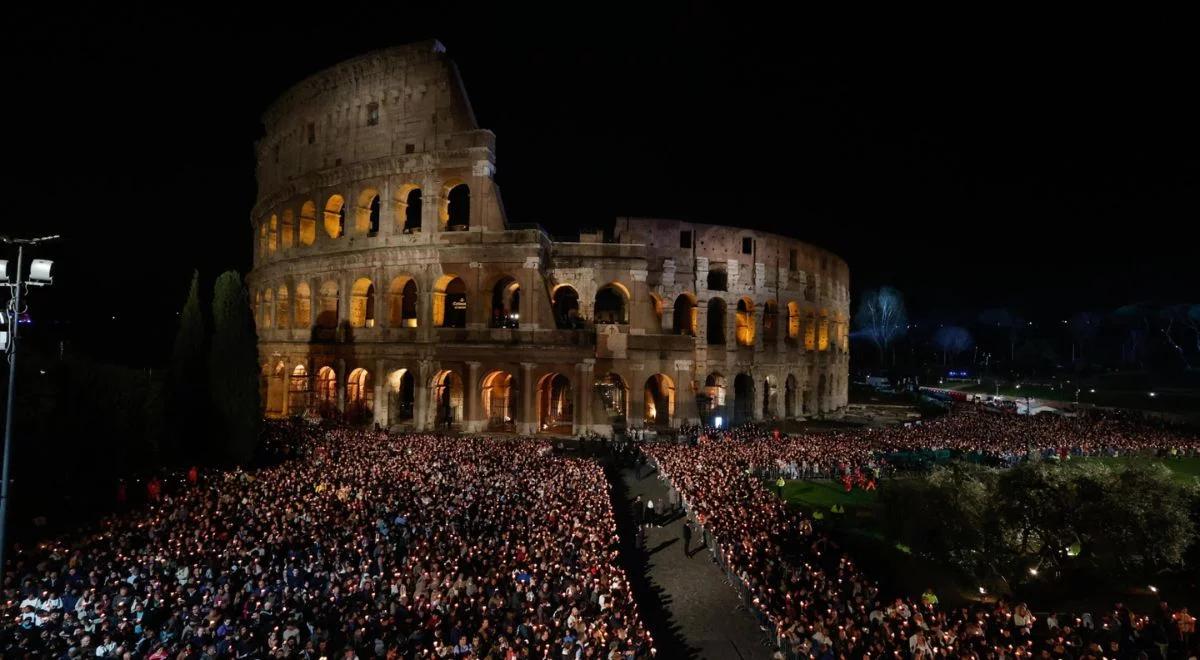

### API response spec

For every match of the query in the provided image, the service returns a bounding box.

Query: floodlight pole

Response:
[0,243,24,578]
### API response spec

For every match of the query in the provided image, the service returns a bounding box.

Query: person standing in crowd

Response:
[681,520,693,557]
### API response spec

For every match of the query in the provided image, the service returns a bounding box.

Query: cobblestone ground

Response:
[617,464,774,660]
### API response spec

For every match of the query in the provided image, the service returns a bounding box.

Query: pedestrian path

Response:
[618,465,774,660]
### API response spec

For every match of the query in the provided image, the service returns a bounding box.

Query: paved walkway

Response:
[612,463,774,660]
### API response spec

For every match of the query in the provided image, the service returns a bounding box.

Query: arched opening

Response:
[537,373,572,433]
[785,374,798,418]
[818,311,830,351]
[489,276,521,328]
[707,298,726,345]
[280,209,295,249]
[401,187,422,233]
[387,369,415,424]
[804,311,817,350]
[594,283,628,324]
[736,298,755,346]
[323,194,346,239]
[703,372,727,424]
[387,276,419,328]
[258,224,267,259]
[673,293,697,336]
[317,281,339,329]
[294,282,311,329]
[299,201,317,246]
[349,278,376,328]
[432,370,464,428]
[644,374,675,428]
[275,285,290,329]
[260,288,274,330]
[734,373,755,425]
[481,370,515,431]
[266,362,287,416]
[707,268,728,291]
[268,215,278,256]
[595,373,628,425]
[552,285,582,329]
[433,276,467,328]
[444,183,470,230]
[316,366,338,417]
[787,302,801,343]
[763,300,778,344]
[289,365,309,414]
[649,293,664,330]
[346,368,373,424]
[354,190,381,236]
[762,376,776,419]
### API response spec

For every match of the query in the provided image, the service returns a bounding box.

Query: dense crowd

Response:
[1,425,653,658]
[648,408,1200,659]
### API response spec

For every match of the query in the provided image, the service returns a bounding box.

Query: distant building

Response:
[246,41,850,434]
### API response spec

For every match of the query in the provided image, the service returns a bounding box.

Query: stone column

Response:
[520,256,542,330]
[629,364,645,429]
[373,358,388,427]
[468,262,486,329]
[335,358,346,413]
[696,299,709,345]
[421,175,440,234]
[519,362,536,435]
[414,360,431,431]
[418,291,435,342]
[574,359,594,435]
[725,300,737,352]
[465,361,483,433]
[628,269,650,333]
[674,359,699,426]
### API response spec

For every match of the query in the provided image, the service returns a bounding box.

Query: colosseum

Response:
[247,40,850,435]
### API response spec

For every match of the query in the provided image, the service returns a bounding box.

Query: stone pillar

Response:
[696,299,709,345]
[751,371,764,421]
[465,361,483,432]
[335,358,346,413]
[519,362,536,435]
[629,364,645,429]
[421,175,439,234]
[373,358,388,427]
[661,298,675,333]
[414,360,431,431]
[378,180,394,238]
[520,256,541,330]
[674,359,699,426]
[468,262,486,329]
[628,269,650,333]
[574,359,594,435]
[725,300,737,352]
[418,291,435,341]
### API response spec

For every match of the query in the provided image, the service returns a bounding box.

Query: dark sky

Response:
[5,7,1197,365]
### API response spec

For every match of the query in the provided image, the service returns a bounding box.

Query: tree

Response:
[209,271,262,465]
[856,286,908,365]
[933,326,972,365]
[167,270,208,463]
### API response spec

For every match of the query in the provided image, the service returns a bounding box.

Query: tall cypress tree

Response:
[209,271,262,465]
[167,270,207,463]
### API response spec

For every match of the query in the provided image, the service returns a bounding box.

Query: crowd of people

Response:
[1,425,654,658]
[647,407,1200,659]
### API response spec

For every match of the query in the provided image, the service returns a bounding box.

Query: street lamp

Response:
[1,234,60,575]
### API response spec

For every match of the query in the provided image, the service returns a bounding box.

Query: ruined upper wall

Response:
[254,40,484,204]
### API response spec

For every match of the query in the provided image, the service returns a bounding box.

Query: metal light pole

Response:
[0,234,59,578]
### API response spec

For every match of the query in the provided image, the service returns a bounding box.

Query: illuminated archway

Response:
[266,361,287,416]
[763,300,778,344]
[349,278,376,328]
[735,298,755,346]
[733,373,754,425]
[324,194,346,239]
[552,285,581,329]
[537,372,572,432]
[595,372,628,424]
[804,311,817,350]
[489,276,521,328]
[316,366,338,417]
[299,201,317,245]
[387,276,419,328]
[387,368,415,424]
[594,283,629,324]
[441,182,470,230]
[432,370,464,427]
[397,184,422,233]
[644,374,675,428]
[267,215,278,255]
[356,189,381,235]
[707,298,726,345]
[280,209,295,249]
[818,311,830,351]
[274,285,290,329]
[261,288,274,330]
[703,372,727,419]
[289,365,309,414]
[481,370,514,430]
[433,276,467,328]
[673,293,697,336]
[294,282,311,329]
[346,368,373,423]
[787,302,801,342]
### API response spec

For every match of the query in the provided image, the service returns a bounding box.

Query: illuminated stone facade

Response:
[247,41,850,434]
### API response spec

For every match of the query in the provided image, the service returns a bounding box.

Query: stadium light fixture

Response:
[28,259,53,285]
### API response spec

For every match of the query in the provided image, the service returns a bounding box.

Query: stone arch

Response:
[706,297,726,345]
[552,284,582,329]
[537,372,572,432]
[258,223,267,259]
[261,288,274,330]
[396,183,422,233]
[289,364,309,414]
[433,275,467,328]
[733,373,755,425]
[673,293,698,336]
[481,370,515,430]
[387,368,415,424]
[356,188,382,236]
[703,372,727,422]
[346,367,373,423]
[349,277,376,328]
[736,297,755,346]
[265,361,287,416]
[595,372,628,425]
[294,282,312,329]
[489,275,522,328]
[762,375,777,419]
[594,282,629,324]
[316,366,338,417]
[267,215,278,255]
[274,284,290,329]
[804,311,817,350]
[763,300,778,344]
[387,275,419,328]
[441,180,470,230]
[432,369,464,427]
[785,373,799,418]
[280,209,295,250]
[299,201,317,245]
[648,293,664,330]
[323,194,346,239]
[818,310,830,351]
[787,302,801,342]
[317,280,339,329]
[644,373,675,428]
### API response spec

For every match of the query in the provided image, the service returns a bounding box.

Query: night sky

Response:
[6,7,1197,365]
